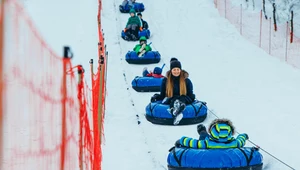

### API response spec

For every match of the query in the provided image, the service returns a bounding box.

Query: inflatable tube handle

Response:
[171,148,189,167]
[161,64,165,70]
[238,148,255,166]
[149,102,159,116]
[134,76,140,85]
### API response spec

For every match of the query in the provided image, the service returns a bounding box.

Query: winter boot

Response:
[171,99,186,125]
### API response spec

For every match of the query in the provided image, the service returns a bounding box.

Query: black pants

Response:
[126,24,139,37]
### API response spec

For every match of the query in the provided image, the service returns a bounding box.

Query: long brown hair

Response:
[166,71,187,97]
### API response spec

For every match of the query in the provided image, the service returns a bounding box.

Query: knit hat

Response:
[137,12,142,16]
[170,57,178,62]
[170,60,181,70]
[153,67,162,74]
[129,9,136,15]
[208,119,235,142]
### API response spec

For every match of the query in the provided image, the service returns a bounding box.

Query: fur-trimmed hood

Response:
[165,69,189,78]
[208,118,235,142]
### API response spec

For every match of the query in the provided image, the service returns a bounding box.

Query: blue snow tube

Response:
[119,3,145,13]
[125,51,161,64]
[121,29,150,41]
[138,29,150,39]
[131,76,163,92]
[145,100,207,125]
[167,147,263,170]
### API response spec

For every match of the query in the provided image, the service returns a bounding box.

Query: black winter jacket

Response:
[141,19,149,29]
[156,70,195,104]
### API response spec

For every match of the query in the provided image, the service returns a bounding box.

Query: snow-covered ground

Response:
[6,0,300,169]
[101,0,300,169]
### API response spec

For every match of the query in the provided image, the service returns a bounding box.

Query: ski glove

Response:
[151,94,160,102]
[139,27,143,31]
[242,133,249,140]
[174,139,181,147]
[197,124,207,135]
[124,28,127,32]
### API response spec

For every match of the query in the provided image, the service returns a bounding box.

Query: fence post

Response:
[225,0,227,19]
[259,10,262,48]
[285,22,288,62]
[269,18,271,55]
[290,11,294,43]
[240,4,243,35]
[0,1,5,169]
[61,46,73,170]
[90,59,94,88]
[77,65,84,170]
[272,3,277,31]
[98,56,104,146]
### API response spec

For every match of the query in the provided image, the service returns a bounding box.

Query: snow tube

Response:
[131,76,163,92]
[121,29,150,41]
[167,147,263,170]
[145,100,207,125]
[126,51,161,64]
[119,3,145,13]
[138,29,150,39]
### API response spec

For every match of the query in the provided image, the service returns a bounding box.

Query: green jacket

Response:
[126,16,142,28]
[133,44,152,53]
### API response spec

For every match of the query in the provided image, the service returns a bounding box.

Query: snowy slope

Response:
[19,0,300,169]
[101,0,300,170]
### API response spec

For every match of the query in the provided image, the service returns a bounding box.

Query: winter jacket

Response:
[146,72,164,78]
[156,70,195,104]
[179,122,248,149]
[141,19,149,29]
[133,44,152,53]
[126,10,142,28]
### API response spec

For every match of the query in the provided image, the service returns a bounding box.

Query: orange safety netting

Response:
[0,0,103,169]
[90,0,107,169]
[214,0,300,69]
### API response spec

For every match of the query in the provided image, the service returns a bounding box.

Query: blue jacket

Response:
[179,123,248,149]
[158,70,195,104]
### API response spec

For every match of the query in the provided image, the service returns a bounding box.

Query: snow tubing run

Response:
[167,147,263,170]
[131,76,163,92]
[119,3,145,13]
[126,51,161,64]
[145,100,207,125]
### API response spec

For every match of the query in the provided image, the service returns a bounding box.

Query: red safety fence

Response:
[0,0,108,169]
[214,0,300,69]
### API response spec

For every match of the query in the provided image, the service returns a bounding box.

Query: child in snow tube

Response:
[131,65,165,92]
[142,64,165,78]
[175,118,249,149]
[120,0,145,13]
[137,12,150,38]
[150,58,196,125]
[168,119,262,170]
[133,36,152,57]
[137,12,148,30]
[123,9,142,41]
